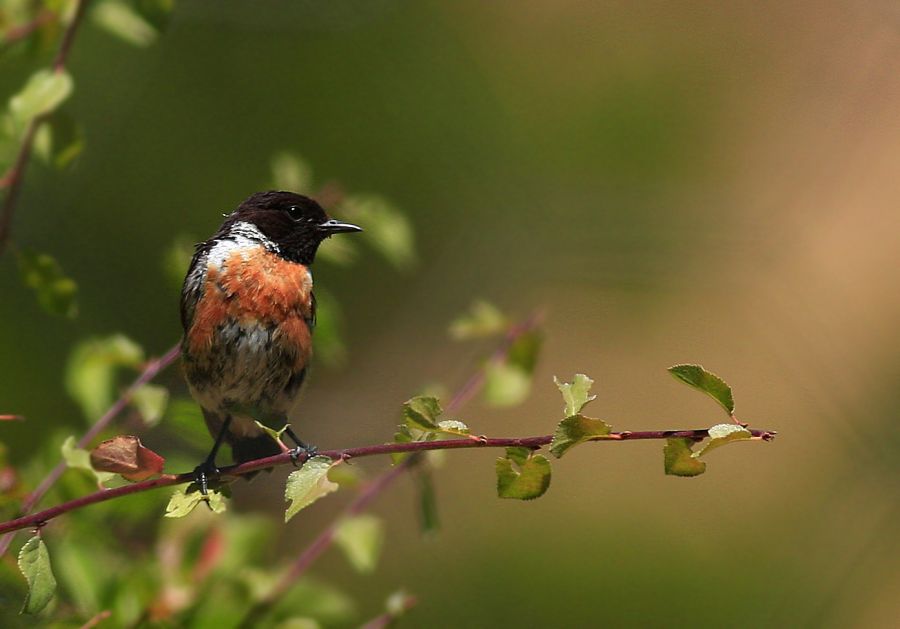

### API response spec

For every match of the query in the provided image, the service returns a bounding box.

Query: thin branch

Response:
[0,344,181,555]
[2,10,55,47]
[53,0,89,71]
[0,0,90,255]
[237,460,413,628]
[235,312,542,626]
[0,427,776,536]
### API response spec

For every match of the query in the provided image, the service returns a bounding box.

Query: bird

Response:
[180,190,362,492]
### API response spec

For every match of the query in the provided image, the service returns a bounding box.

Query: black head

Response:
[225,191,361,264]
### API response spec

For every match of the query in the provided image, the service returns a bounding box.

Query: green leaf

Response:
[311,290,347,367]
[270,151,314,194]
[65,334,144,421]
[549,414,613,458]
[436,419,470,437]
[284,456,338,522]
[61,436,115,486]
[131,384,169,427]
[695,423,753,457]
[32,113,84,169]
[402,396,442,431]
[554,374,597,417]
[205,487,228,514]
[483,362,531,407]
[416,469,439,534]
[668,364,735,415]
[164,485,205,518]
[9,69,73,129]
[317,235,359,266]
[333,515,384,574]
[507,330,542,375]
[483,331,543,407]
[254,420,288,444]
[663,438,706,477]
[339,194,416,270]
[162,234,196,289]
[92,2,158,46]
[496,447,551,500]
[18,535,56,614]
[16,248,78,318]
[449,300,508,340]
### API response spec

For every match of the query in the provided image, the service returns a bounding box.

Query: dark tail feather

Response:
[231,433,283,480]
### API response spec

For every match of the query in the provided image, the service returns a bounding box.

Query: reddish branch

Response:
[0,344,181,555]
[0,427,776,536]
[0,0,90,255]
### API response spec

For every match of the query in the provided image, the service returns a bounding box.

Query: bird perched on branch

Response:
[180,191,362,492]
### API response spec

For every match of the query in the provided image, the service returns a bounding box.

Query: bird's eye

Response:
[286,205,303,221]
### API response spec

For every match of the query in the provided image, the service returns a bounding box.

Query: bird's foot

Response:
[289,444,318,467]
[192,458,220,496]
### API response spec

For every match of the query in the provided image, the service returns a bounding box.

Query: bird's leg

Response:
[194,415,232,495]
[284,425,317,466]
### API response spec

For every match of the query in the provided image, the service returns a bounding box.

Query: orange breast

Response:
[186,247,313,366]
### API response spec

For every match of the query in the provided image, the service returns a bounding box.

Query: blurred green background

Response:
[2,1,899,626]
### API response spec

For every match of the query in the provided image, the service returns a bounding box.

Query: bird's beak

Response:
[318,219,363,235]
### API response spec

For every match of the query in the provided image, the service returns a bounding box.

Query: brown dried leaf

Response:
[90,435,165,481]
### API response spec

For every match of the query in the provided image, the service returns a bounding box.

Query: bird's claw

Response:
[289,444,318,467]
[192,459,220,496]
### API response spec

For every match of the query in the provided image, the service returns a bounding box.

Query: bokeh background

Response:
[2,1,899,626]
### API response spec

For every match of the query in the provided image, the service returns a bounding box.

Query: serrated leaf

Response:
[496,448,551,500]
[436,419,470,437]
[18,535,56,614]
[334,515,384,574]
[483,363,531,407]
[16,248,78,318]
[284,456,338,522]
[402,396,442,431]
[449,300,508,340]
[550,414,613,458]
[92,2,157,46]
[271,151,313,193]
[668,364,735,415]
[131,384,169,427]
[664,438,706,477]
[61,436,115,486]
[165,484,212,518]
[555,374,597,417]
[65,334,144,421]
[695,423,752,457]
[339,194,416,270]
[205,488,228,514]
[9,69,73,129]
[391,424,414,465]
[90,435,165,481]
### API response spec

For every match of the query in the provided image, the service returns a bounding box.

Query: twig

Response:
[1,9,55,46]
[78,609,111,629]
[234,312,542,626]
[0,0,90,255]
[0,427,776,536]
[0,344,181,554]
